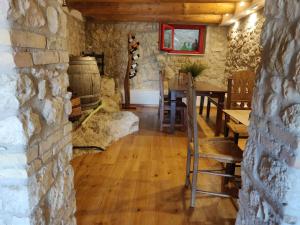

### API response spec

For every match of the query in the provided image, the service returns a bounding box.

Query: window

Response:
[160,24,206,54]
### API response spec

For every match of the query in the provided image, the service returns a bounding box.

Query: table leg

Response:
[215,94,225,136]
[199,96,205,115]
[170,91,176,133]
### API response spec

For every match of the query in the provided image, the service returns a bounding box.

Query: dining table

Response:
[168,78,227,136]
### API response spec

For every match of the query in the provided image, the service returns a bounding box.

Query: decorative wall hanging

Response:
[124,33,140,109]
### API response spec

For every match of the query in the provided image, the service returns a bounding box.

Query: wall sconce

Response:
[62,0,67,6]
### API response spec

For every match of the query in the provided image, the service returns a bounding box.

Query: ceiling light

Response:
[240,1,245,7]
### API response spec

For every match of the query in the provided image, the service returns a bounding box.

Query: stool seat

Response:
[189,138,243,164]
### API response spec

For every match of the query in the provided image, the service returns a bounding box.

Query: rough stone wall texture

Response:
[236,1,300,225]
[0,0,76,224]
[225,9,265,76]
[65,8,86,56]
[159,26,228,87]
[85,22,228,89]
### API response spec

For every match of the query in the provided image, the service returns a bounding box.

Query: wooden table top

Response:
[223,109,251,126]
[168,78,227,93]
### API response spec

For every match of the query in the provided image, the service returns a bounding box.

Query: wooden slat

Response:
[88,14,222,24]
[70,3,235,15]
[184,3,235,14]
[72,107,239,225]
[68,0,249,3]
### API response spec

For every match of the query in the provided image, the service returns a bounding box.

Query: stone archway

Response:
[0,0,76,224]
[236,1,300,224]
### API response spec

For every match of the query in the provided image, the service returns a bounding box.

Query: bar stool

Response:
[185,74,243,207]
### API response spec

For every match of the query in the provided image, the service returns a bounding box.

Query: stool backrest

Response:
[186,74,199,148]
[227,70,255,109]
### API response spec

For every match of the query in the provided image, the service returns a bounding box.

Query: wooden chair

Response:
[200,71,255,142]
[185,74,243,207]
[224,71,255,142]
[178,69,188,85]
[159,71,186,131]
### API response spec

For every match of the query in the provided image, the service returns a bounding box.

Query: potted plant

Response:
[181,62,207,78]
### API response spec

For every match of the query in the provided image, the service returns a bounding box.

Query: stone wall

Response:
[236,1,300,225]
[0,0,76,224]
[65,8,86,56]
[225,9,265,76]
[159,26,228,87]
[85,22,159,89]
[86,22,228,89]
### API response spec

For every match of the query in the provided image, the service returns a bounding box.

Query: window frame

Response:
[160,24,206,55]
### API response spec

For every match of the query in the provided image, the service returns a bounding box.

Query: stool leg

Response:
[158,99,161,117]
[185,145,192,187]
[159,104,164,131]
[181,109,185,131]
[191,151,199,208]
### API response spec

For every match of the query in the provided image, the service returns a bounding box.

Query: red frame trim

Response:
[160,24,206,54]
[160,24,174,51]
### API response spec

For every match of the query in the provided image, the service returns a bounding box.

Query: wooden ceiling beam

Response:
[67,0,249,3]
[87,14,222,24]
[69,3,235,15]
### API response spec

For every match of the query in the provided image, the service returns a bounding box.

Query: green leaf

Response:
[181,62,207,78]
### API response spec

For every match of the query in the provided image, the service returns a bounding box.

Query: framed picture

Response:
[160,24,206,54]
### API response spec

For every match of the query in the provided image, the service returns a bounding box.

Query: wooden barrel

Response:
[68,56,101,110]
[69,97,82,122]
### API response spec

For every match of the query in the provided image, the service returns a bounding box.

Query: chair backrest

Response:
[186,74,199,148]
[227,70,255,109]
[178,69,189,85]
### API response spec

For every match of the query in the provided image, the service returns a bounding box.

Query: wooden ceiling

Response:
[66,0,263,24]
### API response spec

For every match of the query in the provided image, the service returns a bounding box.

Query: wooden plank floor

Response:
[72,107,240,225]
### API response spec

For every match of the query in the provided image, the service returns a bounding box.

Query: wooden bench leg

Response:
[233,133,239,144]
[222,163,236,191]
[224,126,229,137]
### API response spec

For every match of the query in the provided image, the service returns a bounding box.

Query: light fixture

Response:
[225,14,230,17]
[62,0,67,6]
[240,1,245,7]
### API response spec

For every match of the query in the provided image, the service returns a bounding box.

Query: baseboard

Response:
[121,89,216,107]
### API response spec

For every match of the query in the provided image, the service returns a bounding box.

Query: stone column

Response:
[0,0,76,224]
[236,1,300,225]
